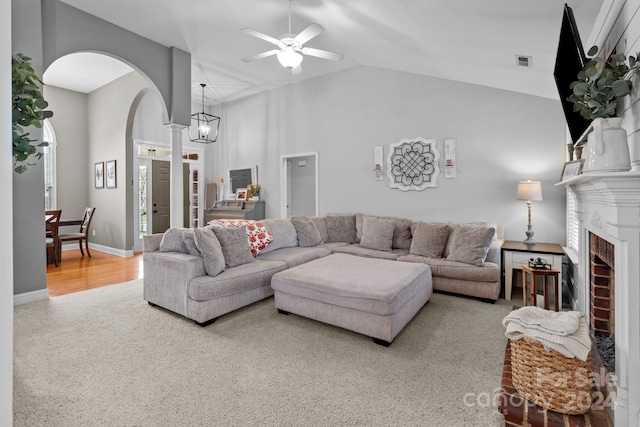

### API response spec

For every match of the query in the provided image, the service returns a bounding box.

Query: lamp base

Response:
[523,228,536,245]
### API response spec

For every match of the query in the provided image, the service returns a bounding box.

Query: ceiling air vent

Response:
[516,55,533,67]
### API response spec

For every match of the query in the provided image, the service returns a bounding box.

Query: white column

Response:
[169,124,185,228]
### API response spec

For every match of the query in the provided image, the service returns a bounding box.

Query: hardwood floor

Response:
[46,249,143,296]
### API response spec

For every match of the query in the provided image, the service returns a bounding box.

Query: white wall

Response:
[1,0,14,422]
[211,65,567,244]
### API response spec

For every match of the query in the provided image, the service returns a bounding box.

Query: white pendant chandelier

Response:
[189,83,221,144]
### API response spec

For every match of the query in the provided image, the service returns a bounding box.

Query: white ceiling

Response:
[44,0,603,107]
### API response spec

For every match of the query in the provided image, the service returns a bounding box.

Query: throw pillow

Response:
[159,228,188,253]
[209,219,273,256]
[290,216,323,247]
[193,227,225,276]
[326,214,357,243]
[183,229,201,256]
[260,218,298,253]
[446,225,496,266]
[360,216,395,251]
[409,222,450,258]
[212,226,256,267]
[356,214,413,249]
[309,216,330,243]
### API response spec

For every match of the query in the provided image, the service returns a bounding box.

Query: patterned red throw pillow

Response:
[208,219,273,256]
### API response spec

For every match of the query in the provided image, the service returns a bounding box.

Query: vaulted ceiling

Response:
[44,0,603,107]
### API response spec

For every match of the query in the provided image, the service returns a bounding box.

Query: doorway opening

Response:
[280,152,318,217]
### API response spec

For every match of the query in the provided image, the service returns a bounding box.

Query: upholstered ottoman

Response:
[271,253,432,346]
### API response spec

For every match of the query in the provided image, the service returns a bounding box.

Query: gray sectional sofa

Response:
[143,213,503,327]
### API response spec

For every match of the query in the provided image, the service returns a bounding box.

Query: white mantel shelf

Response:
[555,170,640,187]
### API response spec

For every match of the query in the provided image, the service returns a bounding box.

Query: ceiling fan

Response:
[241,0,343,74]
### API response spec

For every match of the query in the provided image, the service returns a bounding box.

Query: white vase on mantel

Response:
[583,117,631,173]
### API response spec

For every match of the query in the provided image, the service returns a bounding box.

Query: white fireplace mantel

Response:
[559,171,640,427]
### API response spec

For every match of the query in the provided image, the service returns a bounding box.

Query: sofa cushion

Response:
[261,218,298,253]
[183,229,201,256]
[360,216,395,251]
[309,216,330,243]
[326,214,356,243]
[159,228,189,253]
[397,254,500,282]
[332,244,409,260]
[356,214,413,249]
[445,224,495,266]
[409,222,450,258]
[257,246,331,268]
[212,226,255,267]
[189,259,287,301]
[194,227,225,276]
[208,219,273,256]
[291,216,323,247]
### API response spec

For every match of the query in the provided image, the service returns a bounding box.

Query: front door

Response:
[151,160,170,234]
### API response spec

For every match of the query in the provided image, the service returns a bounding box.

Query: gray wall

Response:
[87,72,149,251]
[12,0,47,295]
[2,0,13,422]
[44,85,89,228]
[290,155,316,216]
[211,65,567,244]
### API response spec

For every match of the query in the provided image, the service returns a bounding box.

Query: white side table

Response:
[501,240,565,303]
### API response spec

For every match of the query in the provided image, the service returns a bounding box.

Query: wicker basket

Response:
[510,337,593,414]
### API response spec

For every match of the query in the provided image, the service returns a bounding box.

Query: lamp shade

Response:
[516,180,543,201]
[277,47,303,69]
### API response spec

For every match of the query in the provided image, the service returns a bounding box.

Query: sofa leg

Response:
[373,338,392,347]
[147,301,158,307]
[277,309,290,315]
[196,318,217,327]
[480,298,496,304]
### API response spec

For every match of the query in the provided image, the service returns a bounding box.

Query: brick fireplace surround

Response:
[562,172,640,427]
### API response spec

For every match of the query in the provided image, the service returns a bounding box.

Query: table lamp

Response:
[517,180,543,245]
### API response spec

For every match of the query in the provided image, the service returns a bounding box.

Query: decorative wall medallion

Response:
[387,137,440,191]
[592,211,602,228]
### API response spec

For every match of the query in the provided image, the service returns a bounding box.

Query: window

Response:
[566,188,579,252]
[43,120,56,210]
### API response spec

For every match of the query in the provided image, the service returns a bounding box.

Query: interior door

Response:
[286,161,292,217]
[151,160,170,234]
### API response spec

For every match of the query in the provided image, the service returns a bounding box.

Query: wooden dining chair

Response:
[59,207,96,257]
[45,209,62,266]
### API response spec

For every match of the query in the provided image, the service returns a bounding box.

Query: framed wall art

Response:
[95,162,104,189]
[387,137,440,191]
[561,159,584,181]
[105,160,117,189]
[236,188,248,201]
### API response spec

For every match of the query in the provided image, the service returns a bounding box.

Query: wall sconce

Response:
[374,146,384,180]
[516,180,543,245]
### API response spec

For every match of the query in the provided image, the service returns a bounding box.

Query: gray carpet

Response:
[14,280,510,426]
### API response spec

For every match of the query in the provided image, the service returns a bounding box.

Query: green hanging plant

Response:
[568,46,639,121]
[12,53,53,174]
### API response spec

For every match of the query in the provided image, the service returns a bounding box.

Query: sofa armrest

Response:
[143,233,164,252]
[485,239,503,266]
[143,250,206,317]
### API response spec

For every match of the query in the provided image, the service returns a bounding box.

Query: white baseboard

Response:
[61,242,133,258]
[14,288,49,306]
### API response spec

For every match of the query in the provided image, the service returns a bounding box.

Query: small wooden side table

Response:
[521,264,561,311]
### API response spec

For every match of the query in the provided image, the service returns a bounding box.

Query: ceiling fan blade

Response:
[241,50,280,63]
[291,64,303,75]
[302,47,343,61]
[294,23,324,45]
[241,28,282,46]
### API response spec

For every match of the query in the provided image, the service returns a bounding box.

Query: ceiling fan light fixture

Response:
[277,47,303,69]
[189,83,220,144]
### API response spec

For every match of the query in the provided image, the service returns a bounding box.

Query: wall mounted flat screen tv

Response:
[553,4,592,144]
